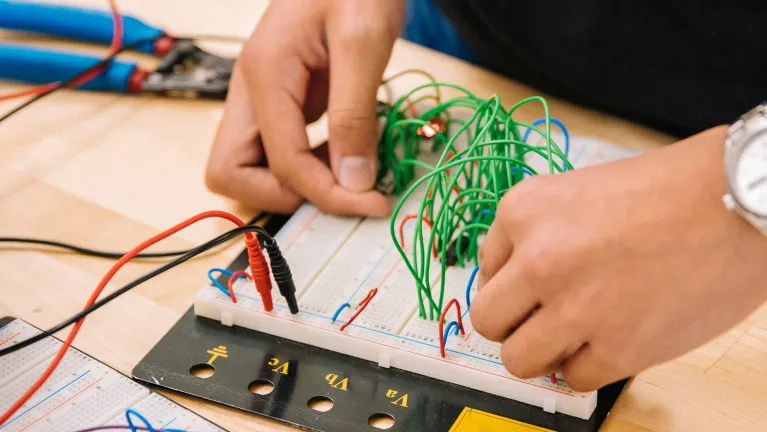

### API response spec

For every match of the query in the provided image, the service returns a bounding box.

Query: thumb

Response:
[327,19,397,192]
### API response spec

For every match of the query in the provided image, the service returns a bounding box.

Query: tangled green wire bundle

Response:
[377,71,573,320]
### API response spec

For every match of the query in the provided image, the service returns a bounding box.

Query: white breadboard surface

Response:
[0,319,225,432]
[194,136,639,420]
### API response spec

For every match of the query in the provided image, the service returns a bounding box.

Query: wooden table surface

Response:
[2,1,766,431]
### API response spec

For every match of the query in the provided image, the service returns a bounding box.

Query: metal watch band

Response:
[728,102,767,142]
[726,102,767,237]
[746,212,767,233]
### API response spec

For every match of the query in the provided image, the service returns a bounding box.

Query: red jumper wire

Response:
[438,298,465,358]
[339,288,379,332]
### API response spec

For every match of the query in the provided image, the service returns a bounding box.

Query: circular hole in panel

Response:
[248,379,275,395]
[307,396,334,412]
[369,413,395,429]
[189,363,215,378]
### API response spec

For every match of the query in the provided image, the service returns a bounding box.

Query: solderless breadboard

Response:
[194,136,639,420]
[0,319,225,432]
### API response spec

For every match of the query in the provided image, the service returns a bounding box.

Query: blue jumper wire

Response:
[443,265,480,344]
[126,409,185,432]
[442,321,461,345]
[521,117,571,170]
[207,268,246,299]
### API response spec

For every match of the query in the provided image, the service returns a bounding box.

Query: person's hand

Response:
[206,0,404,215]
[471,126,767,391]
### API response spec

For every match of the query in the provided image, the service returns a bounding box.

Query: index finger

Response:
[207,61,303,213]
[478,220,514,289]
[249,62,389,217]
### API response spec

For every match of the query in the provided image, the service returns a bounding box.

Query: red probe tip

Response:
[245,236,274,312]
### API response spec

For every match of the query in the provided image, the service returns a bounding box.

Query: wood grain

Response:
[2,1,764,431]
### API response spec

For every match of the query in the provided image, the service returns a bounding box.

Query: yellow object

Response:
[206,345,228,365]
[448,408,555,432]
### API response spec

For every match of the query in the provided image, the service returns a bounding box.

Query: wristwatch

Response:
[724,102,767,237]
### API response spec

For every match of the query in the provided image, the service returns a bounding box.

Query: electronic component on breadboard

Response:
[195,204,596,420]
[0,319,224,432]
[194,137,639,421]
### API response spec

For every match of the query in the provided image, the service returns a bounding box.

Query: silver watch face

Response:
[733,131,767,217]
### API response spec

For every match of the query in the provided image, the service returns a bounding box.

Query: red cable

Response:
[339,288,378,332]
[398,214,437,258]
[0,210,267,426]
[226,271,253,304]
[438,298,465,358]
[550,374,558,385]
[0,84,59,102]
[0,0,124,103]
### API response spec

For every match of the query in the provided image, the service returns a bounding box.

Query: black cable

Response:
[0,212,268,259]
[0,224,276,358]
[0,237,198,259]
[0,36,161,124]
[263,236,298,314]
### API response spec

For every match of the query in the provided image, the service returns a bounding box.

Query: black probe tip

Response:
[286,296,299,314]
[263,238,300,314]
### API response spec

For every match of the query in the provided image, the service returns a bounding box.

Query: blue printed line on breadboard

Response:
[234,293,503,367]
[0,370,91,429]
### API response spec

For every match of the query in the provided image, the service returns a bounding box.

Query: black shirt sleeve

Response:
[434,0,767,137]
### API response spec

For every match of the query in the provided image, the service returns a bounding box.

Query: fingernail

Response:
[339,156,376,192]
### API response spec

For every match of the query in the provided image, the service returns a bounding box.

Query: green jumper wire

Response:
[376,77,572,320]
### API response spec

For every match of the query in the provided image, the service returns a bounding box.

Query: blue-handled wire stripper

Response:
[0,0,234,99]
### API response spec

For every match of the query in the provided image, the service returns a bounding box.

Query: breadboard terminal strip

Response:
[194,79,640,420]
[0,318,225,432]
[195,205,597,419]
